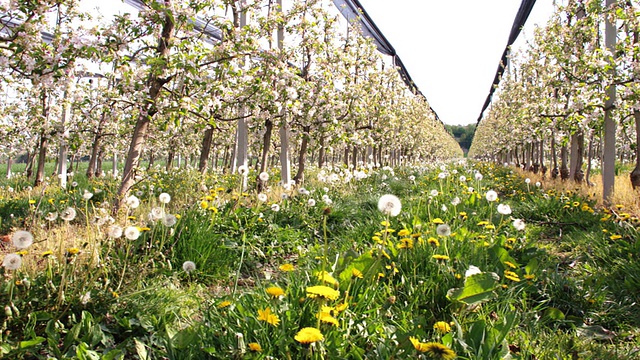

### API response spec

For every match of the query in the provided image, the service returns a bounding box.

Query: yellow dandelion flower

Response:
[352,268,364,279]
[112,291,119,298]
[16,250,28,256]
[504,261,517,269]
[217,301,232,308]
[200,201,208,209]
[42,250,54,257]
[279,263,295,272]
[381,228,395,234]
[372,235,383,244]
[316,271,339,286]
[423,342,457,359]
[67,248,80,256]
[306,285,340,301]
[257,307,280,326]
[381,249,391,259]
[615,204,624,210]
[266,286,285,298]
[335,302,348,312]
[524,274,536,280]
[28,199,36,205]
[433,321,452,334]
[432,218,444,224]
[504,270,520,282]
[477,221,489,226]
[432,254,449,261]
[485,224,496,230]
[316,311,339,326]
[427,237,440,247]
[398,229,411,237]
[410,337,428,352]
[248,342,262,352]
[609,234,622,240]
[294,327,323,344]
[397,237,414,249]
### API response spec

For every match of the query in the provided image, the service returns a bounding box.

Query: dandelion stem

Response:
[232,231,247,296]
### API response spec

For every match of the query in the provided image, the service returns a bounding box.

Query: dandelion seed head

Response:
[182,261,196,273]
[159,193,171,204]
[2,253,22,270]
[378,194,402,217]
[12,230,34,249]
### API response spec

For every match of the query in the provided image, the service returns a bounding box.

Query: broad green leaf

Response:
[447,272,500,305]
[134,338,148,360]
[544,307,565,321]
[19,336,45,349]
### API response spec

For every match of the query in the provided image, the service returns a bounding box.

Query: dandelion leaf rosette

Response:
[446,272,500,305]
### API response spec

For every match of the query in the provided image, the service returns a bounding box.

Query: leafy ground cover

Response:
[1,161,639,359]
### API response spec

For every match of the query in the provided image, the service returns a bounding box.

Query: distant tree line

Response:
[445,124,476,154]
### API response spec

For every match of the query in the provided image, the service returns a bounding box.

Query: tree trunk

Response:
[574,131,584,182]
[199,124,214,174]
[586,131,594,186]
[569,131,584,183]
[34,131,48,187]
[25,151,34,179]
[551,131,558,179]
[318,135,326,168]
[351,145,358,169]
[560,143,569,180]
[86,111,106,179]
[630,110,640,189]
[116,1,175,211]
[602,0,616,203]
[539,140,546,177]
[343,146,349,168]
[95,147,104,177]
[166,150,174,171]
[6,154,12,179]
[258,119,273,191]
[293,125,310,185]
[279,124,291,186]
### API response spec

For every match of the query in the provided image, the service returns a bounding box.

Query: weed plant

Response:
[0,161,638,359]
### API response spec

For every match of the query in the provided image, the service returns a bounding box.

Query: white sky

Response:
[359,0,557,125]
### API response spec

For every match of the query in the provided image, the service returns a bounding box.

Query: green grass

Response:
[1,161,638,359]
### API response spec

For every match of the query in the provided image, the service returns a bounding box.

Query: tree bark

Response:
[257,119,273,191]
[318,135,326,168]
[293,125,310,185]
[116,1,174,211]
[630,110,640,189]
[602,0,616,203]
[560,143,569,180]
[6,154,13,179]
[34,131,48,187]
[166,150,174,171]
[199,124,214,174]
[86,111,106,179]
